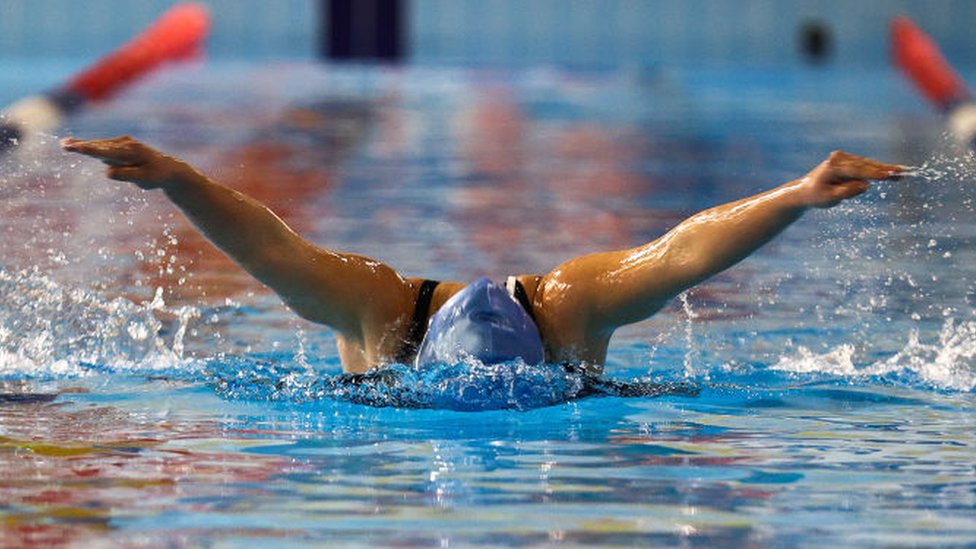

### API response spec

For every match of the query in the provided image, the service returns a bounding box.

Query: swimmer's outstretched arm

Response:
[539,151,904,354]
[62,136,413,341]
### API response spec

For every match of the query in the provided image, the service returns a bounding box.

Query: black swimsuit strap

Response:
[394,279,440,363]
[511,279,537,322]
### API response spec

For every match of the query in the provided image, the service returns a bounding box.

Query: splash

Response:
[770,344,857,376]
[899,150,976,182]
[771,319,976,391]
[679,291,699,379]
[0,267,703,411]
[0,267,200,379]
[208,354,699,411]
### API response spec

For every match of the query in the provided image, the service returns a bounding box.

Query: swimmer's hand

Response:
[800,151,906,209]
[62,136,191,190]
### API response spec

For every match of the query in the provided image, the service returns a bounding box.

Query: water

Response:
[900,151,976,182]
[1,62,975,547]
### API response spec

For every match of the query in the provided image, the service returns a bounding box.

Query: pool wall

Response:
[1,0,976,67]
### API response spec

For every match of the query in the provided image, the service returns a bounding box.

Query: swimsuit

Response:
[505,275,537,323]
[393,279,439,364]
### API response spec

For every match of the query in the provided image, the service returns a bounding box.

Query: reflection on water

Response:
[1,378,971,547]
[0,394,303,548]
[0,63,975,546]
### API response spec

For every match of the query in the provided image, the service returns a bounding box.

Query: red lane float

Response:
[0,3,210,152]
[891,15,976,147]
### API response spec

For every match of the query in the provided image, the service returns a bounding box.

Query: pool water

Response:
[1,62,975,547]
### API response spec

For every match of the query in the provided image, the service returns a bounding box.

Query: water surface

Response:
[1,62,974,547]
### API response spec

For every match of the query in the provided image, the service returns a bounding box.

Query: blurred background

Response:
[1,5,975,545]
[1,0,975,68]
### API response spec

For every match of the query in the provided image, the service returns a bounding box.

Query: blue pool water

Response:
[1,61,975,547]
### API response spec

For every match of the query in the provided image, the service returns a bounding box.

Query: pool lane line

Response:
[0,3,210,154]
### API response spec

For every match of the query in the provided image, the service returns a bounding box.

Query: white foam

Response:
[0,347,85,377]
[0,268,200,378]
[772,320,976,391]
[772,344,857,376]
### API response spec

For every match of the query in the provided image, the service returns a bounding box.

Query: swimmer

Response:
[62,136,905,375]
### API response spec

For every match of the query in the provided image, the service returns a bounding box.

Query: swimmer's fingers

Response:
[824,150,906,182]
[61,136,153,166]
[803,150,906,208]
[63,136,186,190]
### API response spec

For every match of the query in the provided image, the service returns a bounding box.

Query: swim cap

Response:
[415,278,544,367]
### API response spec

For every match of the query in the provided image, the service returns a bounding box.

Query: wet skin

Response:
[63,137,905,374]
